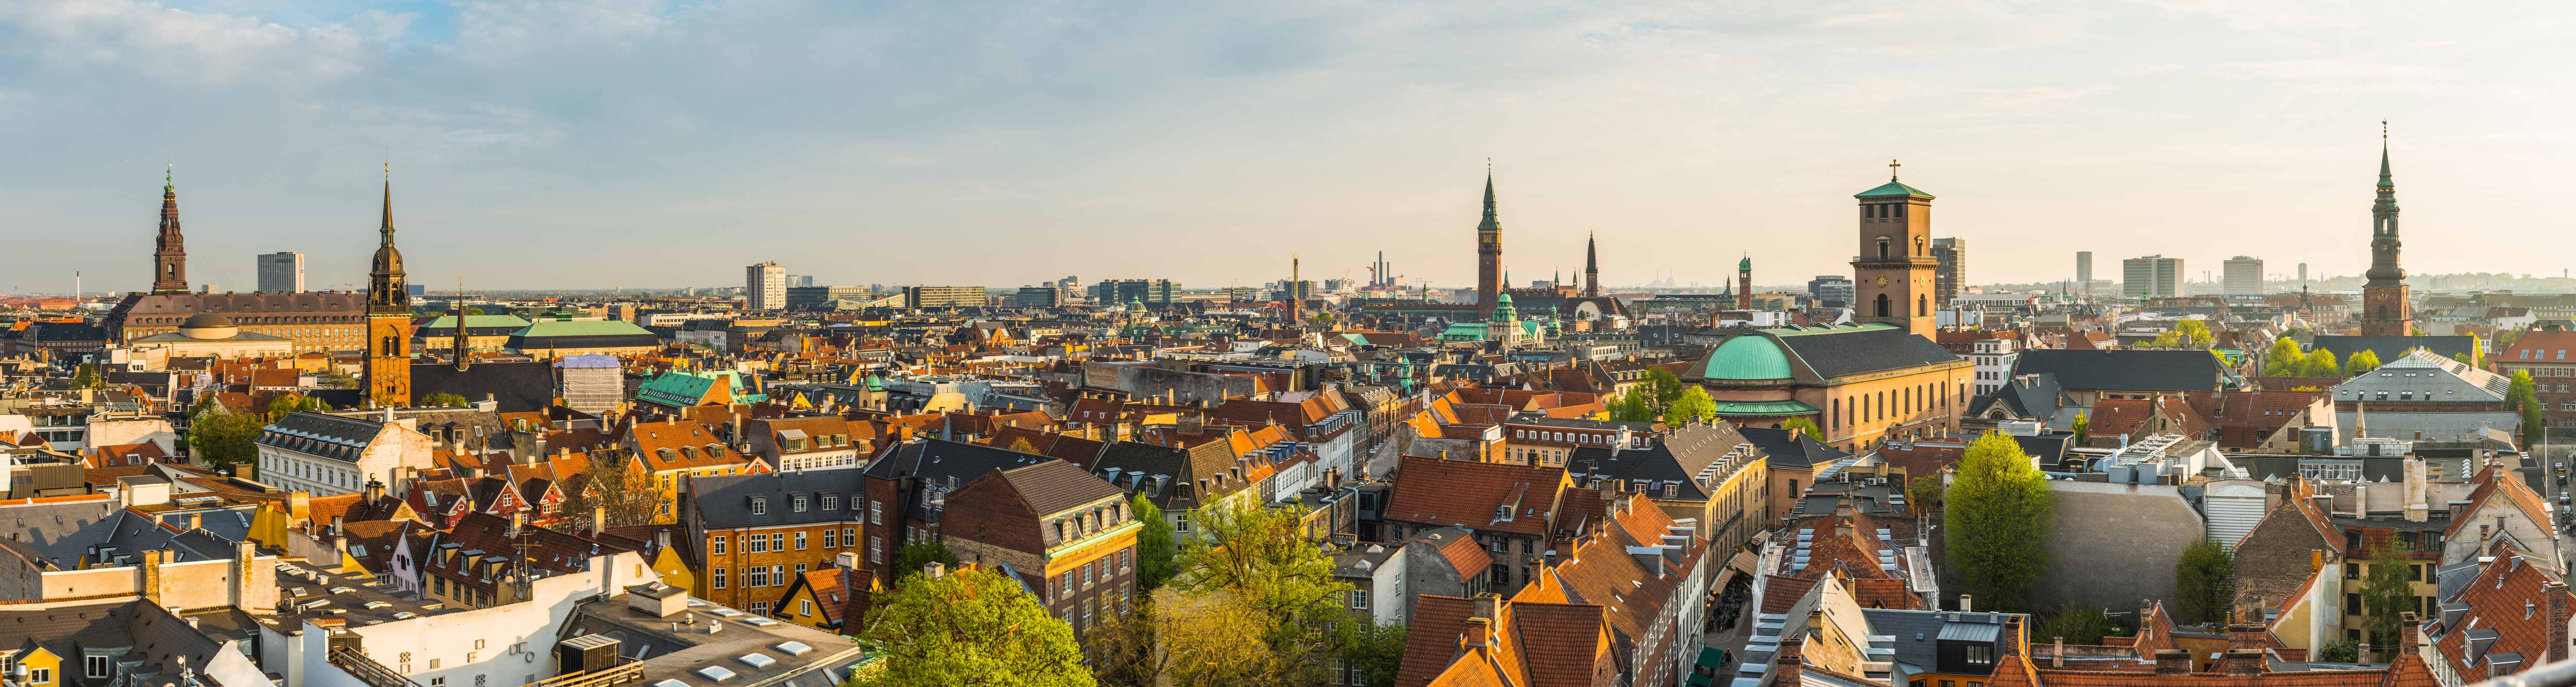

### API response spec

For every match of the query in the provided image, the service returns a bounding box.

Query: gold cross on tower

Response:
[1887,159,1901,181]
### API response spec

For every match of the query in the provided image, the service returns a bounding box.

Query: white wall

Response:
[298,552,655,687]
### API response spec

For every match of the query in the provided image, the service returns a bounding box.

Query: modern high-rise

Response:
[1806,275,1854,309]
[257,252,304,292]
[745,262,785,310]
[1929,237,1965,308]
[785,286,871,310]
[2075,251,2093,300]
[2222,256,2265,295]
[2123,255,2183,299]
[905,286,986,309]
[2298,263,2309,284]
[1091,279,1180,305]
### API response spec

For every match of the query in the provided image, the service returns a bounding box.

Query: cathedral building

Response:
[107,172,367,355]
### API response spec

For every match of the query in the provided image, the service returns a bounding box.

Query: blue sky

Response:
[4,1,2570,294]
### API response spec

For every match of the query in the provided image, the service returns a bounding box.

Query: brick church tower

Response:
[364,170,414,408]
[2360,125,2413,336]
[1851,161,1936,337]
[151,167,189,295]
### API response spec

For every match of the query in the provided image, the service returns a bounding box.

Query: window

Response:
[792,495,809,512]
[88,655,112,679]
[749,566,769,587]
[794,531,808,550]
[871,536,885,564]
[772,533,786,551]
[1083,561,1095,588]
[871,501,884,524]
[800,599,814,616]
[772,565,786,585]
[843,528,856,548]
[711,536,727,555]
[822,529,837,548]
[822,494,838,510]
[713,568,726,589]
[747,535,768,554]
[750,601,770,615]
[751,497,768,515]
[1351,589,1369,610]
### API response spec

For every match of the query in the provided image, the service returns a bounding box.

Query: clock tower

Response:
[1851,160,1936,337]
[2359,126,2412,336]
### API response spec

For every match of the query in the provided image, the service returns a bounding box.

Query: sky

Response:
[4,1,2573,295]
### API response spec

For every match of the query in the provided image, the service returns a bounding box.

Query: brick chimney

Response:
[2400,611,2422,659]
[1774,636,1805,686]
[1958,594,1973,612]
[2154,649,2190,675]
[2002,615,2023,657]
[2550,582,2571,662]
[2221,649,2264,676]
[2051,636,2064,668]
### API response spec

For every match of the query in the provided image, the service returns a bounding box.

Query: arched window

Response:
[1874,294,1891,318]
[1878,241,1891,260]
[1918,294,1927,316]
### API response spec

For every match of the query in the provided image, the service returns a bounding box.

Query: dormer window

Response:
[751,497,769,515]
[792,495,809,512]
[822,494,839,510]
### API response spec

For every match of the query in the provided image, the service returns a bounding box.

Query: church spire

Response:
[150,164,189,294]
[2378,121,2394,190]
[380,160,396,246]
[1478,169,1499,231]
[1583,231,1599,297]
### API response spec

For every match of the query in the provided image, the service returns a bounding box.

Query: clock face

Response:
[1873,276,1891,287]
[2372,292,2391,301]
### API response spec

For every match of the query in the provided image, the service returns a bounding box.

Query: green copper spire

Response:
[1477,167,1499,231]
[2377,120,2394,190]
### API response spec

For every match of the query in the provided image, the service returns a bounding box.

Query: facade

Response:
[1807,275,1854,309]
[785,286,870,310]
[942,459,1139,640]
[1930,237,1965,309]
[411,313,532,353]
[1851,169,1937,336]
[2124,255,2183,298]
[2224,255,2265,295]
[1476,172,1502,320]
[253,411,437,496]
[503,319,662,358]
[685,470,870,615]
[1685,323,1973,453]
[620,418,761,524]
[1970,337,2021,396]
[364,178,413,409]
[1089,279,1180,305]
[2495,330,2576,432]
[746,262,785,310]
[2075,250,2093,300]
[743,416,868,472]
[257,251,304,292]
[125,312,295,367]
[2361,135,2414,336]
[904,285,986,309]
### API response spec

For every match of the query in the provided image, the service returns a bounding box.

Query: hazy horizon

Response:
[6,1,2571,295]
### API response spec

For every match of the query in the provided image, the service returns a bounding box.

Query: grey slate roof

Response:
[1090,439,1246,511]
[1773,325,1961,379]
[1969,373,2062,419]
[257,411,389,463]
[1564,421,1753,502]
[863,438,1056,487]
[2313,334,2478,366]
[691,470,869,528]
[2010,348,2227,393]
[995,459,1127,517]
[2331,349,2511,403]
[1738,426,1850,469]
[411,360,556,413]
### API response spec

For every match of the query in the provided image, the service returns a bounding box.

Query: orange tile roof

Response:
[1385,455,1566,537]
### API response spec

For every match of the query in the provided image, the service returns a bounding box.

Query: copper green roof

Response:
[1709,400,1819,416]
[1698,334,1793,380]
[1854,180,1934,198]
[513,320,655,337]
[419,314,533,330]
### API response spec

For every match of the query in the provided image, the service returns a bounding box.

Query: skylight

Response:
[694,666,737,682]
[736,654,776,669]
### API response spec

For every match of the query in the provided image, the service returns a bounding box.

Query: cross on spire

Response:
[1887,159,1902,181]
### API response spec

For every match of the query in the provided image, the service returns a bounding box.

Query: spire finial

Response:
[165,162,173,190]
[1888,159,1901,181]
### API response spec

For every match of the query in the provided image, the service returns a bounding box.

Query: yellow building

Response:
[1,645,62,687]
[618,418,762,524]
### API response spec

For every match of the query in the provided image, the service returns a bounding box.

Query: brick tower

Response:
[151,166,189,295]
[1851,160,1936,337]
[364,168,413,408]
[2360,125,2412,336]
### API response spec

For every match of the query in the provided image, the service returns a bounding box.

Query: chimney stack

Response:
[592,506,607,538]
[2401,611,2423,659]
[1959,594,1973,613]
[2154,649,2191,675]
[2052,636,2065,668]
[2221,649,2265,676]
[1774,638,1805,685]
[2549,583,2571,663]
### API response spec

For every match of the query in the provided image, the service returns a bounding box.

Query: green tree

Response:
[2263,338,2305,377]
[1782,417,1822,439]
[422,392,471,408]
[2511,371,2544,449]
[1334,619,1410,687]
[1130,493,1179,593]
[2175,320,2214,349]
[2172,538,2235,625]
[1906,473,1946,513]
[1642,368,1686,416]
[856,566,1092,687]
[1664,386,1718,426]
[2301,349,2341,378]
[2033,602,2111,645]
[2358,543,2414,648]
[2343,349,2383,376]
[72,362,101,390]
[1608,391,1655,423]
[317,371,358,390]
[2317,641,2359,663]
[893,541,959,576]
[2148,331,2185,348]
[186,398,260,474]
[2069,413,2090,447]
[560,455,659,529]
[1944,431,2055,611]
[266,394,330,420]
[1006,438,1039,454]
[1171,500,1351,685]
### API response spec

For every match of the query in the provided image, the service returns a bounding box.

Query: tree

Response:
[266,394,330,420]
[855,566,1092,687]
[2172,538,2235,625]
[2317,641,2359,663]
[1905,473,1946,514]
[1006,438,1039,454]
[2358,543,2414,648]
[2069,413,2090,447]
[72,362,101,390]
[893,541,959,577]
[1170,500,1351,685]
[2301,349,2341,378]
[1664,386,1718,426]
[2147,331,2185,348]
[1642,368,1686,416]
[317,371,358,390]
[2263,338,2305,377]
[186,398,260,474]
[422,392,471,408]
[2175,320,2214,349]
[2511,371,2544,448]
[2033,602,2111,645]
[561,455,659,529]
[1944,431,2055,611]
[1782,417,1822,439]
[2343,349,2383,376]
[1608,391,1655,423]
[1130,493,1179,593]
[1334,619,1409,687]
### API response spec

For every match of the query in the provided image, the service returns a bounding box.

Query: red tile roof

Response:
[2429,545,2569,683]
[1385,455,1567,537]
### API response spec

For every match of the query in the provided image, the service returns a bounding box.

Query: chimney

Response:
[2052,636,2065,668]
[2221,649,2264,676]
[924,562,945,580]
[2550,583,2571,662]
[2002,615,2024,657]
[187,512,202,531]
[2401,611,2423,659]
[139,548,165,606]
[1774,637,1805,685]
[507,510,524,539]
[2311,549,2323,572]
[1958,594,1973,613]
[331,515,345,536]
[591,506,607,538]
[365,478,385,504]
[2154,649,2191,675]
[2358,642,2375,665]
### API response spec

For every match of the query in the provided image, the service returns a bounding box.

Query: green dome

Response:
[1698,334,1793,380]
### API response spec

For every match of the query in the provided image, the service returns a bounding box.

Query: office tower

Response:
[2123,255,2183,298]
[1930,237,1965,308]
[1807,275,1854,309]
[1091,279,1181,304]
[2075,251,2093,301]
[2222,256,2264,295]
[745,262,785,310]
[257,252,304,293]
[786,286,872,310]
[905,286,986,309]
[2298,263,2309,284]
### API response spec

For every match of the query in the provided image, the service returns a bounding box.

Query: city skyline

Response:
[5,2,2573,293]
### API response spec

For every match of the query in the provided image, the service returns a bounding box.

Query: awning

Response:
[1727,551,1759,576]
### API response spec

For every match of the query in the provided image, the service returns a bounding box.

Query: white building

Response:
[1970,338,2021,396]
[1332,543,1407,627]
[252,411,437,496]
[745,262,785,311]
[2223,255,2264,295]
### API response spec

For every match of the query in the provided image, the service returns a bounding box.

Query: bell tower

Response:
[1851,160,1936,337]
[151,166,189,295]
[364,166,414,408]
[2360,124,2412,336]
